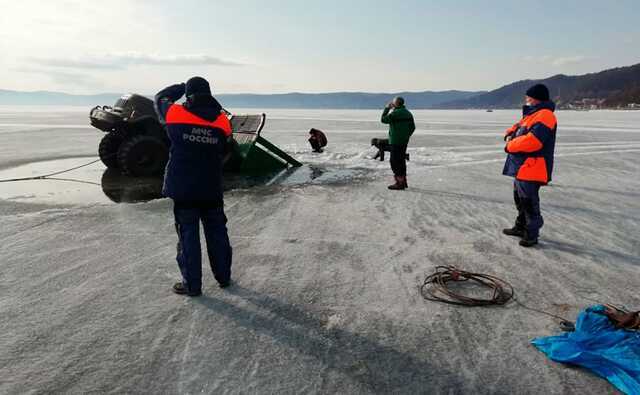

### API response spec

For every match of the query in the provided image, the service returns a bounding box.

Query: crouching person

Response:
[308,128,327,153]
[502,84,557,247]
[155,76,233,296]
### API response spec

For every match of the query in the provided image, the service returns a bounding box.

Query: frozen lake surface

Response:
[0,107,639,393]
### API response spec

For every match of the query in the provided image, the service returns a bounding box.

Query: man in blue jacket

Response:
[155,76,233,296]
[502,84,557,247]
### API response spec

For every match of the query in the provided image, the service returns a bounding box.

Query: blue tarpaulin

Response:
[532,305,640,395]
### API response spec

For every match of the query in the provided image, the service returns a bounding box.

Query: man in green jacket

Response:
[381,96,416,190]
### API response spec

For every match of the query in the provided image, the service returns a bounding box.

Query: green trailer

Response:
[224,113,302,174]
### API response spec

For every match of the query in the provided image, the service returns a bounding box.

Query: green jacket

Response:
[381,105,416,145]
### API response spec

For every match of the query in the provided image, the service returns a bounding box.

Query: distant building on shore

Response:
[565,98,606,110]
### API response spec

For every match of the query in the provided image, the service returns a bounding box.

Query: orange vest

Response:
[166,104,232,137]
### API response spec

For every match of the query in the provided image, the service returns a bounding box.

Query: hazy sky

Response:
[1,0,639,94]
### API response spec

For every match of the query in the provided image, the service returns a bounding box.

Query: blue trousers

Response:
[513,180,544,239]
[173,202,232,292]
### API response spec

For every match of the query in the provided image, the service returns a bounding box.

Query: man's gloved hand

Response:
[164,83,186,102]
[154,83,187,125]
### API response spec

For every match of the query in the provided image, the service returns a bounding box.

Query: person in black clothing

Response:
[308,128,327,153]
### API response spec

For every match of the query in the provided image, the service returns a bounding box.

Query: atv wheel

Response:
[117,135,168,177]
[99,133,124,169]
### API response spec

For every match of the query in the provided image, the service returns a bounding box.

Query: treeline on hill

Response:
[439,63,640,109]
[603,85,640,107]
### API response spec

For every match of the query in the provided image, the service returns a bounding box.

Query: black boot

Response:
[519,238,538,248]
[172,282,202,297]
[503,226,525,238]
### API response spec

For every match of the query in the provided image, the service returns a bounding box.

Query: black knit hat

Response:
[526,84,550,101]
[185,76,211,96]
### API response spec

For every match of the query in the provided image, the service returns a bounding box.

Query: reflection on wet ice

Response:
[0,158,373,206]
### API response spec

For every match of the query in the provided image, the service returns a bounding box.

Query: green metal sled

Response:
[224,114,302,174]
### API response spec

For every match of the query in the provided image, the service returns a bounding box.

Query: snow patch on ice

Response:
[280,140,640,174]
[324,314,342,330]
[282,143,493,171]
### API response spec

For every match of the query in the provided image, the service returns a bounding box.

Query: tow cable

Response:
[0,157,105,184]
[421,266,576,331]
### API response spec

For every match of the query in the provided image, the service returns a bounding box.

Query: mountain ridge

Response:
[0,89,484,109]
[438,63,640,109]
[2,62,639,109]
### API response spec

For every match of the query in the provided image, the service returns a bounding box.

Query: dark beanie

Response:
[526,84,550,101]
[185,76,211,96]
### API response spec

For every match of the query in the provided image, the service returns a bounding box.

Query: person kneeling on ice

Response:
[381,96,415,190]
[502,84,557,247]
[155,76,233,296]
[308,128,327,153]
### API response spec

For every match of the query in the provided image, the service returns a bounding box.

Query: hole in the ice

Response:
[0,159,372,205]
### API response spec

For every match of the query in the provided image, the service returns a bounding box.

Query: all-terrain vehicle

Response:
[90,93,301,177]
[91,94,169,176]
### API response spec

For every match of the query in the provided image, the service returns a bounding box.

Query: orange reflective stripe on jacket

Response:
[166,104,232,136]
[507,132,543,153]
[516,157,549,183]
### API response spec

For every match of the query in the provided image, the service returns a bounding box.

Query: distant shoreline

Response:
[1,105,638,113]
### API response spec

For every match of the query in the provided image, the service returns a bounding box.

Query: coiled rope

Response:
[421,265,514,306]
[422,265,575,329]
